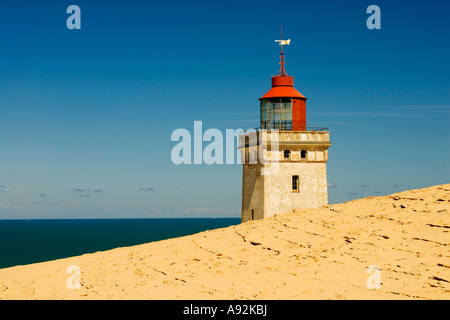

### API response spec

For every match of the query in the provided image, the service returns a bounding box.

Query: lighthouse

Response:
[238,32,331,223]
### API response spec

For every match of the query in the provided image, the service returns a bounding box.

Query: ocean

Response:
[0,218,241,269]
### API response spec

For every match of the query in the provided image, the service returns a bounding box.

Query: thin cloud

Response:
[73,188,103,193]
[327,182,337,188]
[182,207,239,217]
[310,112,422,118]
[345,192,361,196]
[183,208,210,214]
[79,192,90,197]
[39,194,46,197]
[401,105,450,113]
[139,187,156,192]
[309,105,449,119]
[357,184,371,188]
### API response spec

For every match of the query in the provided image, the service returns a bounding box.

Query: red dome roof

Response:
[259,86,306,100]
[259,75,306,100]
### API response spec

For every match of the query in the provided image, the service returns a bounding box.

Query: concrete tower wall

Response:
[241,164,264,222]
[239,130,331,223]
[263,162,328,219]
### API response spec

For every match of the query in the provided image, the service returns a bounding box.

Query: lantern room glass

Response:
[260,98,292,130]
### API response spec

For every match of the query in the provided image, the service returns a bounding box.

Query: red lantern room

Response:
[259,32,307,131]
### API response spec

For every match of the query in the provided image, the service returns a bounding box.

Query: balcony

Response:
[238,128,331,163]
[238,128,330,148]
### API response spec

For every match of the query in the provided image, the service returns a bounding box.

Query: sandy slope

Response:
[0,184,449,300]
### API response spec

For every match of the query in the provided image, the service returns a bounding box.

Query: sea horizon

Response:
[0,217,240,220]
[0,218,241,269]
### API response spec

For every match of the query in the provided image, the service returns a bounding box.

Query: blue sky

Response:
[0,0,448,218]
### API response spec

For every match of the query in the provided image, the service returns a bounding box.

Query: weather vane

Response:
[274,26,291,76]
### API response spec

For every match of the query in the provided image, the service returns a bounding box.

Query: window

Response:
[281,120,292,130]
[251,209,254,220]
[284,150,290,159]
[260,98,292,130]
[292,175,299,191]
[301,150,307,159]
[245,136,250,147]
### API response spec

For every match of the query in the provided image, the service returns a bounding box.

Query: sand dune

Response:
[0,184,449,300]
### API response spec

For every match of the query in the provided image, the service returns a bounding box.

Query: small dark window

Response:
[284,150,290,159]
[301,150,307,159]
[251,209,254,220]
[292,175,299,191]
